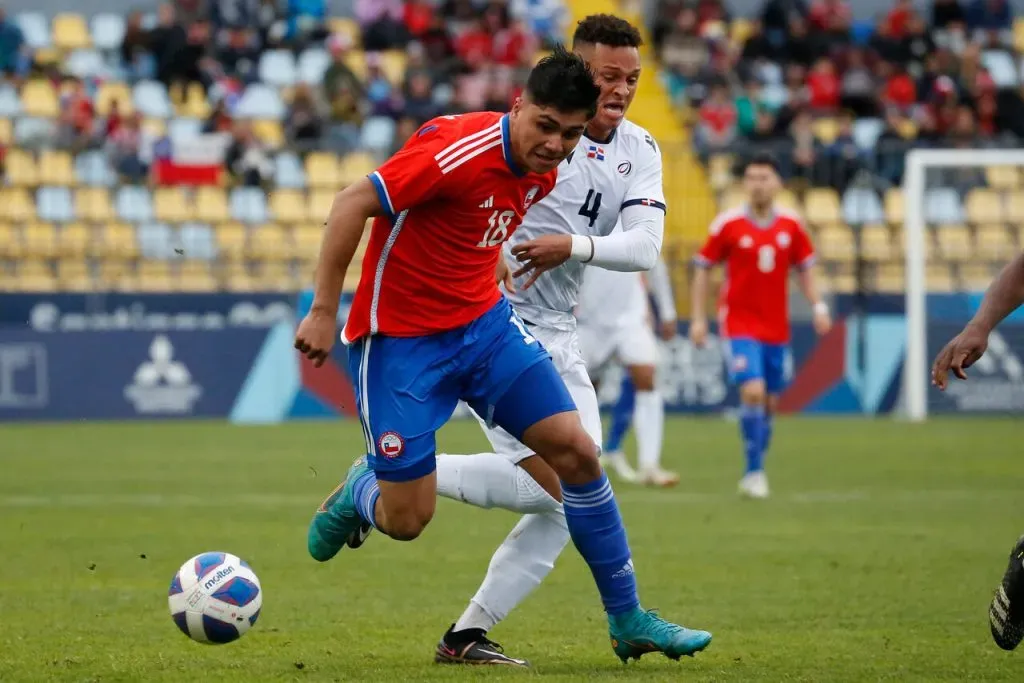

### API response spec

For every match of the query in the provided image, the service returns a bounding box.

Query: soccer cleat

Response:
[638,465,680,488]
[601,451,639,483]
[347,521,373,549]
[990,533,1024,650]
[307,457,372,562]
[434,625,529,667]
[738,470,769,499]
[608,608,712,662]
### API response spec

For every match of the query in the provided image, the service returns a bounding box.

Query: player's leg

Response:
[604,373,635,456]
[761,343,789,461]
[727,338,769,499]
[306,335,459,560]
[990,533,1024,650]
[620,323,677,487]
[579,322,637,482]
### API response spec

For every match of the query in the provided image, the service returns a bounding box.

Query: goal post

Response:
[902,148,1024,421]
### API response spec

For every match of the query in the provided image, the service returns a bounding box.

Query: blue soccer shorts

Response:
[346,297,578,482]
[726,337,790,395]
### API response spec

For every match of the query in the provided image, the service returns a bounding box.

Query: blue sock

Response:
[605,376,636,453]
[561,473,639,615]
[739,404,765,474]
[351,468,381,529]
[761,412,774,458]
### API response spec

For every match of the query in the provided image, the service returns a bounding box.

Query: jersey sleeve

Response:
[620,132,667,213]
[367,120,458,219]
[694,214,731,267]
[791,218,816,270]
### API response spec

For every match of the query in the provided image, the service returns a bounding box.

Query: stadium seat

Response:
[91,13,125,51]
[926,265,956,292]
[852,119,884,151]
[179,223,218,261]
[57,257,93,291]
[328,17,360,47]
[986,165,1019,189]
[96,82,133,116]
[75,151,117,186]
[38,150,74,186]
[841,188,884,226]
[168,117,202,143]
[293,223,323,262]
[59,223,93,257]
[136,260,175,291]
[37,187,75,222]
[195,187,230,223]
[99,222,138,259]
[884,189,904,226]
[360,117,396,155]
[75,185,114,222]
[776,188,798,210]
[707,154,733,192]
[5,149,39,186]
[298,48,331,84]
[718,186,744,211]
[339,152,376,187]
[975,223,1015,261]
[179,83,210,119]
[52,13,91,50]
[270,190,306,224]
[215,223,248,261]
[230,188,270,224]
[960,264,996,291]
[274,153,307,189]
[858,224,892,262]
[16,13,51,49]
[875,263,905,292]
[21,80,59,118]
[934,224,973,262]
[251,119,285,148]
[14,117,56,146]
[116,186,154,222]
[804,189,841,226]
[234,84,285,119]
[153,187,193,223]
[178,261,218,292]
[1,188,36,222]
[924,187,965,224]
[133,81,173,118]
[65,49,105,79]
[22,222,58,258]
[1006,190,1024,225]
[812,118,839,144]
[982,50,1019,88]
[964,188,1005,224]
[258,50,298,88]
[0,224,21,258]
[307,189,336,222]
[16,260,58,291]
[0,118,11,145]
[137,222,178,259]
[828,272,857,294]
[248,224,291,261]
[305,153,340,189]
[817,224,855,263]
[0,85,21,117]
[254,261,296,291]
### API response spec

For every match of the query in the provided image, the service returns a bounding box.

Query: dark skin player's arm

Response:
[932,252,1024,389]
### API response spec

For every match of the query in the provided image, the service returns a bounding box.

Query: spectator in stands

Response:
[821,110,863,192]
[107,113,148,182]
[806,57,840,112]
[357,0,408,51]
[286,83,326,147]
[880,61,918,112]
[509,0,566,48]
[761,0,809,47]
[120,11,153,82]
[809,0,851,41]
[902,13,938,67]
[787,108,821,185]
[696,82,738,160]
[286,0,328,48]
[965,0,1011,43]
[0,7,27,81]
[203,99,235,133]
[840,48,877,117]
[932,0,967,29]
[659,6,709,104]
[494,18,537,68]
[364,53,398,117]
[401,71,440,125]
[58,78,95,151]
[151,4,192,88]
[456,17,497,68]
[419,15,459,84]
[391,116,418,154]
[785,15,825,66]
[404,0,434,38]
[225,122,272,186]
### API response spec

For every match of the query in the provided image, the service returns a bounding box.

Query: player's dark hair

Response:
[525,45,600,119]
[745,152,781,176]
[572,14,644,48]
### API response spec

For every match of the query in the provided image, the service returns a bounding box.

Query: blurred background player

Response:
[596,255,678,484]
[576,253,679,486]
[689,153,830,499]
[933,251,1024,652]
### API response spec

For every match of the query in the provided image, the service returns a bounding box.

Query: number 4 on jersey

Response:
[578,189,602,228]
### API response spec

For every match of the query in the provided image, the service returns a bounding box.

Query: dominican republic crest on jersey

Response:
[524,185,540,210]
[586,145,605,161]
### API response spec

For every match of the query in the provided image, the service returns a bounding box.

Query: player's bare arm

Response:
[689,265,710,347]
[796,267,831,335]
[495,255,517,294]
[932,251,1024,389]
[295,178,382,366]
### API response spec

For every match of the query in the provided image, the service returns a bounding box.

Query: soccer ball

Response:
[168,551,262,644]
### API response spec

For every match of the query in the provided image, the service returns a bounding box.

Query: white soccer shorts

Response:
[473,323,603,465]
[577,319,659,376]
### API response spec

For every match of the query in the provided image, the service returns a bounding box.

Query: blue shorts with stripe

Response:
[346,297,578,482]
[726,337,790,395]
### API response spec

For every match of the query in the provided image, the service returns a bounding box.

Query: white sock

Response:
[435,453,561,514]
[633,390,664,469]
[453,509,570,633]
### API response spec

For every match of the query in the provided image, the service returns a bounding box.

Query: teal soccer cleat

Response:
[608,608,712,662]
[307,457,374,562]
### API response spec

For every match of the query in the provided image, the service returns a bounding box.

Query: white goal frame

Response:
[902,148,1021,421]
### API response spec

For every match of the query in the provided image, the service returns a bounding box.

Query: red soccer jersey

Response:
[695,207,815,344]
[342,112,557,342]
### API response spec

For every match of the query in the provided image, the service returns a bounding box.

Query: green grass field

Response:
[2,416,1024,682]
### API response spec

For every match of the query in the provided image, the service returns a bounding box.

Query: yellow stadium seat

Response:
[153,187,193,223]
[960,264,995,291]
[21,80,59,118]
[934,225,972,262]
[99,222,139,259]
[195,187,230,223]
[707,154,734,192]
[253,262,295,291]
[136,260,175,291]
[76,188,113,222]
[804,188,841,226]
[17,260,58,292]
[95,83,133,117]
[1014,17,1024,53]
[0,118,11,145]
[884,189,904,226]
[307,189,336,222]
[975,224,1014,261]
[875,263,905,292]
[57,257,93,291]
[898,228,935,260]
[964,189,1005,224]
[98,259,132,289]
[926,265,956,292]
[270,190,306,224]
[328,17,360,47]
[252,120,284,148]
[1,188,36,222]
[775,188,798,210]
[896,118,918,139]
[38,150,74,185]
[719,186,745,211]
[859,224,892,262]
[52,13,91,50]
[828,273,857,294]
[0,224,22,258]
[1006,190,1024,225]
[730,17,755,45]
[178,261,218,292]
[59,223,94,257]
[381,51,408,85]
[339,152,376,187]
[248,224,291,262]
[23,222,58,259]
[179,83,210,119]
[5,149,39,186]
[223,262,256,292]
[293,223,323,262]
[143,118,166,138]
[305,153,341,189]
[986,166,1019,189]
[216,222,248,261]
[812,118,839,145]
[817,224,855,263]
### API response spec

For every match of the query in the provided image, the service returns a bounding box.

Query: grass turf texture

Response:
[1,417,1023,682]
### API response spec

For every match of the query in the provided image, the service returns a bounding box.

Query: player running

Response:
[690,153,831,499]
[296,46,710,664]
[932,251,1024,651]
[576,255,680,486]
[424,17,709,665]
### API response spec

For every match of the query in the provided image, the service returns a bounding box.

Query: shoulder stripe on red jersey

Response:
[621,198,667,213]
[708,207,745,235]
[435,122,502,173]
[368,171,396,218]
[440,134,503,175]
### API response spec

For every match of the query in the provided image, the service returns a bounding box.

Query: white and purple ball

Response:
[168,552,262,644]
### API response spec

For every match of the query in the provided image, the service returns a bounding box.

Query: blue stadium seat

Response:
[924,188,966,224]
[116,186,154,222]
[91,14,125,51]
[133,80,173,118]
[179,223,218,260]
[298,48,331,84]
[65,49,106,79]
[0,85,21,118]
[258,50,298,88]
[274,152,307,189]
[168,117,203,143]
[983,50,1019,88]
[360,117,396,155]
[16,13,50,49]
[75,151,117,186]
[234,84,285,119]
[36,187,75,222]
[842,188,885,225]
[138,222,178,259]
[760,83,788,110]
[14,117,56,146]
[230,187,270,224]
[852,118,884,151]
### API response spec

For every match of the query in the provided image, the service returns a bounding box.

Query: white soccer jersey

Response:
[504,118,665,330]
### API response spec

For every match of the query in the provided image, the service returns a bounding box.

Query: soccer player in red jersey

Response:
[295,48,710,661]
[690,153,831,499]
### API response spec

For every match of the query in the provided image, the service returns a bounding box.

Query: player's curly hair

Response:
[525,45,600,120]
[572,14,644,48]
[746,151,782,175]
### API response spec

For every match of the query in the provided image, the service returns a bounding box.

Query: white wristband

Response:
[569,234,595,263]
[813,302,830,316]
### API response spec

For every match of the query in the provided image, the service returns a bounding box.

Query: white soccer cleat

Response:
[600,451,638,483]
[638,465,680,488]
[738,471,769,499]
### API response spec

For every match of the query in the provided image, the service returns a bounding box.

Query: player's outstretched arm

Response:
[932,251,1024,388]
[796,266,831,335]
[689,264,709,347]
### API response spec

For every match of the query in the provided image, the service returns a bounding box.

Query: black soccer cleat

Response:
[434,625,529,667]
[990,533,1024,651]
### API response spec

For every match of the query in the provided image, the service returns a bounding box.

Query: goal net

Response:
[903,149,1024,420]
